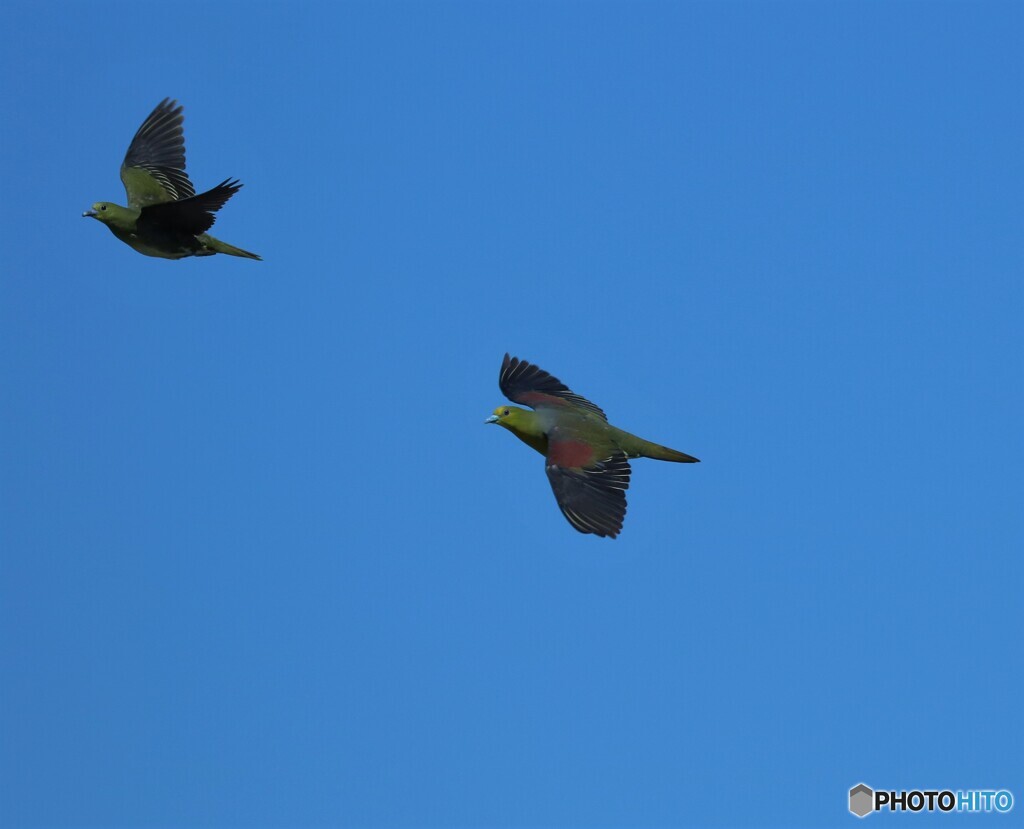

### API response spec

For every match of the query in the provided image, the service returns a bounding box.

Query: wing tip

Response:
[547,452,630,539]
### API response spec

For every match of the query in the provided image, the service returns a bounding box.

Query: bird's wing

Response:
[499,353,607,420]
[545,433,630,537]
[138,179,242,236]
[120,98,196,208]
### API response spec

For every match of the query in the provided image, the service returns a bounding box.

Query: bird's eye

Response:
[503,409,509,416]
[100,205,106,211]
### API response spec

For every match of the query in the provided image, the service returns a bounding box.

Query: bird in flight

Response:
[83,98,260,260]
[486,354,699,538]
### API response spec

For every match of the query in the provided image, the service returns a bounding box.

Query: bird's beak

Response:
[484,415,500,424]
[82,209,97,218]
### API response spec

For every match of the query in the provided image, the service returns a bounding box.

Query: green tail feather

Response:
[198,233,262,260]
[637,440,700,463]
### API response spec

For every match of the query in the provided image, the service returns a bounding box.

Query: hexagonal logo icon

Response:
[850,783,874,818]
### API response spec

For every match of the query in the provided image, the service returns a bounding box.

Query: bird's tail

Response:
[635,439,700,463]
[199,233,262,260]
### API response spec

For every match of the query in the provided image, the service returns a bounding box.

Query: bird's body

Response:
[83,99,260,261]
[487,354,699,538]
[92,199,259,260]
[497,404,694,464]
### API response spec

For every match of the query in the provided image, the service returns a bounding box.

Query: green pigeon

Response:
[83,98,260,260]
[486,354,699,538]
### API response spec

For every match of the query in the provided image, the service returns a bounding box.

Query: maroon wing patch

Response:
[499,354,606,419]
[545,451,631,538]
[546,436,598,469]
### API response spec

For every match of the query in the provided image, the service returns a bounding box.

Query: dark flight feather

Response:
[545,452,631,538]
[122,98,195,203]
[499,353,607,420]
[138,179,242,236]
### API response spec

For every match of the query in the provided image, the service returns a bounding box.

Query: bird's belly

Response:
[123,232,192,259]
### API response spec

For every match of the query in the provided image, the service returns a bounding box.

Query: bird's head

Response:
[486,404,538,431]
[485,405,547,454]
[82,202,111,221]
[82,202,131,226]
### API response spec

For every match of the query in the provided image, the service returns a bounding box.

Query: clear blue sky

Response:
[1,2,1020,827]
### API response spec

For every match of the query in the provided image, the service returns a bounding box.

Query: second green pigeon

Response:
[83,98,260,260]
[486,354,699,538]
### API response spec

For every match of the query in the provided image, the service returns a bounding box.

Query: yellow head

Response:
[485,405,528,428]
[484,405,547,454]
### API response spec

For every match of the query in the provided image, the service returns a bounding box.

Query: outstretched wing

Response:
[121,98,196,208]
[499,353,606,419]
[545,431,630,537]
[138,179,242,236]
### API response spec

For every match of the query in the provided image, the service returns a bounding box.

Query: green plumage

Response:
[83,99,260,261]
[487,354,699,538]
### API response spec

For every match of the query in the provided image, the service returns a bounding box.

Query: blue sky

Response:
[1,1,1021,827]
